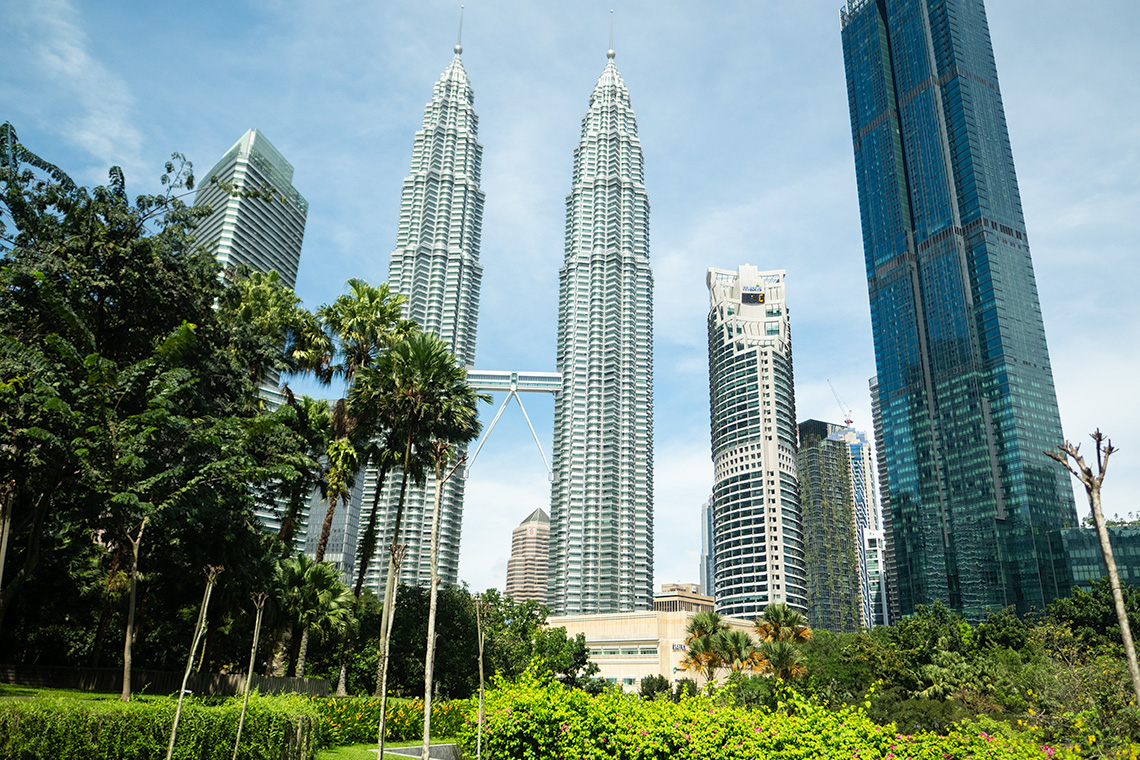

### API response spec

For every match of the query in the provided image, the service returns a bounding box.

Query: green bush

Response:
[0,692,320,759]
[310,696,467,746]
[457,668,1081,759]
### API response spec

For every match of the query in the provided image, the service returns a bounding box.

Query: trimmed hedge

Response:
[0,692,320,760]
[457,670,1080,760]
[311,696,467,746]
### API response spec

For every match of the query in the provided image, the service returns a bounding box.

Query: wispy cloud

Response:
[15,0,143,178]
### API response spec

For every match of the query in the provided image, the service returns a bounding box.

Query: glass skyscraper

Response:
[549,49,654,615]
[841,0,1077,619]
[194,129,308,291]
[707,267,804,618]
[365,44,485,594]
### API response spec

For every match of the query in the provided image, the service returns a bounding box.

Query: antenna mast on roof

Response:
[455,5,464,54]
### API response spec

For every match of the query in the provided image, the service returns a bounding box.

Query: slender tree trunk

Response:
[0,488,52,633]
[0,481,12,605]
[286,622,302,677]
[354,463,389,597]
[475,594,486,760]
[296,627,310,678]
[421,458,445,760]
[167,566,222,760]
[233,593,267,760]
[1049,431,1140,704]
[376,433,415,760]
[121,518,146,702]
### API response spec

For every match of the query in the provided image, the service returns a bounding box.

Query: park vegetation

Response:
[2,128,1140,758]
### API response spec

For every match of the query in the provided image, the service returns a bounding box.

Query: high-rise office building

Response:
[194,129,308,291]
[699,497,714,597]
[707,267,803,617]
[841,0,1077,619]
[504,508,550,604]
[830,425,879,626]
[797,420,863,632]
[194,128,309,545]
[868,375,900,624]
[549,48,654,615]
[365,44,485,594]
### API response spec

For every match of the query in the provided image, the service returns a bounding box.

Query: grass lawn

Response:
[317,739,449,760]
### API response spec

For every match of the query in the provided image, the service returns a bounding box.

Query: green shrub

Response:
[310,696,466,746]
[0,692,320,759]
[457,668,1082,759]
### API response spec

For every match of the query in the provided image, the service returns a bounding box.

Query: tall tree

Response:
[754,603,813,644]
[420,375,487,760]
[276,553,355,677]
[1047,430,1140,705]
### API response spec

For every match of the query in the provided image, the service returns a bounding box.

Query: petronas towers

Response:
[549,51,654,614]
[368,41,653,613]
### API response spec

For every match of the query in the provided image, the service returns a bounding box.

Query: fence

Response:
[0,665,329,697]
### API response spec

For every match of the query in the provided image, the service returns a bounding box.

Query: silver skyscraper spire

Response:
[549,47,654,614]
[365,45,484,594]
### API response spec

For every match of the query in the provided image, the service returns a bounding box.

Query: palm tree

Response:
[303,279,412,565]
[716,629,765,673]
[681,611,730,684]
[760,639,807,682]
[276,553,355,677]
[348,332,484,757]
[754,602,813,644]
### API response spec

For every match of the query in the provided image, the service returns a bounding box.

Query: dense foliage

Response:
[312,696,465,745]
[459,668,1077,760]
[0,691,320,760]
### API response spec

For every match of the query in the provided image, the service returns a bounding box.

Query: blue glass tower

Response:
[840,0,1077,619]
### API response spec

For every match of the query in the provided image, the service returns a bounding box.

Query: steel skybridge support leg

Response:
[513,391,553,482]
[467,391,513,472]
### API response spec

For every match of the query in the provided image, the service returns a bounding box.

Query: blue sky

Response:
[3,0,1138,595]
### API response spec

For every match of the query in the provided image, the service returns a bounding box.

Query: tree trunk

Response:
[354,462,389,597]
[376,432,415,759]
[421,457,447,760]
[286,622,302,678]
[167,566,221,760]
[475,595,486,760]
[121,519,146,702]
[0,489,52,633]
[296,627,310,678]
[233,593,267,760]
[1088,472,1140,704]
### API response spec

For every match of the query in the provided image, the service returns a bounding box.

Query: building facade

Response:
[797,420,863,632]
[366,45,485,594]
[548,609,752,692]
[505,508,550,604]
[1052,526,1140,593]
[699,497,714,597]
[549,49,654,615]
[841,0,1077,619]
[193,129,308,291]
[193,129,309,546]
[868,375,900,624]
[707,266,803,618]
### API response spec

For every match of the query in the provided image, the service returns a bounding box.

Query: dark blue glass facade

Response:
[841,0,1077,620]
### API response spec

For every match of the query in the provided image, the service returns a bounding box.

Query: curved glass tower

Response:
[549,50,654,614]
[367,45,484,593]
[841,0,1077,619]
[707,267,803,617]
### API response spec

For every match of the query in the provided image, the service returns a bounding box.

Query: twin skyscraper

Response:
[365,40,655,615]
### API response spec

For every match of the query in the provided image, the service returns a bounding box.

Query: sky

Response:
[3,0,1138,596]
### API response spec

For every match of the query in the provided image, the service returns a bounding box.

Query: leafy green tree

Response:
[680,611,730,683]
[275,553,355,677]
[0,125,314,679]
[754,602,813,644]
[717,629,765,673]
[639,673,670,699]
[532,627,599,688]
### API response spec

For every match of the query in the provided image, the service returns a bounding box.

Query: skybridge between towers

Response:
[465,370,561,481]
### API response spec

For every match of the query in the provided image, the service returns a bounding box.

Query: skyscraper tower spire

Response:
[549,48,654,614]
[367,41,485,593]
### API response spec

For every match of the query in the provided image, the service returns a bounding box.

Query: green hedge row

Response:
[457,670,1079,760]
[0,693,321,760]
[311,695,467,746]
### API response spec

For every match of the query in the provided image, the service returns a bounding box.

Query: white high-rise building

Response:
[549,48,654,615]
[364,44,484,594]
[707,267,803,617]
[194,129,307,291]
[193,129,308,546]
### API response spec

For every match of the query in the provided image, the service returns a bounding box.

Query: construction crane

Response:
[827,379,854,427]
